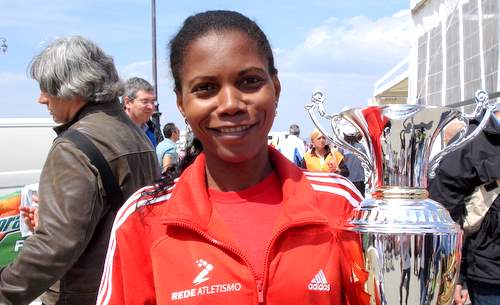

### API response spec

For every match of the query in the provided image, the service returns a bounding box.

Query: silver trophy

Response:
[305,90,496,305]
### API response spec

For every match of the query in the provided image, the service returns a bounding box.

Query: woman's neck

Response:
[204,149,273,192]
[315,146,328,157]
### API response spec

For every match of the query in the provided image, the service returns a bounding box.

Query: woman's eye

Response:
[192,83,217,93]
[239,77,263,88]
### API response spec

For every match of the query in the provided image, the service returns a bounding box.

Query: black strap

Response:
[61,129,125,211]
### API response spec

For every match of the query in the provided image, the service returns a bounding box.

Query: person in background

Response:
[0,36,158,305]
[122,77,159,147]
[156,122,180,173]
[97,10,368,305]
[342,128,366,196]
[304,128,349,177]
[278,123,306,168]
[428,108,500,305]
[442,118,465,146]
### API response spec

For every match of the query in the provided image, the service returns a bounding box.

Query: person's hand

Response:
[453,284,468,305]
[19,194,39,231]
[327,161,338,173]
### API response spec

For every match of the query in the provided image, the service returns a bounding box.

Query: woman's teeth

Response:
[218,126,250,133]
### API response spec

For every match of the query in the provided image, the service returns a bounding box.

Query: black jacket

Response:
[428,113,500,285]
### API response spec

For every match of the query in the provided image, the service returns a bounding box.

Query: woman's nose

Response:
[217,87,243,115]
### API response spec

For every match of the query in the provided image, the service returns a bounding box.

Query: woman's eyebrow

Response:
[238,66,266,76]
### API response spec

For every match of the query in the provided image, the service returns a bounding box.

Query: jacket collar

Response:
[53,99,122,135]
[310,145,332,158]
[163,146,328,235]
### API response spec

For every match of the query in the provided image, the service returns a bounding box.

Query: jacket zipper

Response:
[256,280,264,303]
[257,219,329,302]
[166,222,260,288]
[166,219,328,305]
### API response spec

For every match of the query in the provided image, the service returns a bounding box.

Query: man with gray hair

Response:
[122,77,160,147]
[0,36,158,305]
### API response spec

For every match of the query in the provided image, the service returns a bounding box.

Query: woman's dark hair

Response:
[142,137,203,202]
[169,10,277,92]
[153,137,203,190]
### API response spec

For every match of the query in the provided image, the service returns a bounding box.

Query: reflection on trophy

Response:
[305,90,496,305]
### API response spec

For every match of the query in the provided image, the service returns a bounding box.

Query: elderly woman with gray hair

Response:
[0,36,158,305]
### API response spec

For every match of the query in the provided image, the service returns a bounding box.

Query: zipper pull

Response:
[256,280,264,304]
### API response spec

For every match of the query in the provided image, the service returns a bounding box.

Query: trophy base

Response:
[345,189,463,305]
[356,231,461,305]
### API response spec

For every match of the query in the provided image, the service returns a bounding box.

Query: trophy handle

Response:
[329,115,374,175]
[305,91,337,144]
[305,90,374,174]
[428,89,496,178]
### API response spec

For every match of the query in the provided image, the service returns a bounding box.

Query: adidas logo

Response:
[308,269,331,291]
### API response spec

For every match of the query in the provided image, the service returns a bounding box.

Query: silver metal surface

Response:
[360,231,461,305]
[306,90,496,192]
[351,195,462,305]
[305,89,496,305]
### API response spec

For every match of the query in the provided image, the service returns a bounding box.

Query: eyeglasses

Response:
[133,98,157,107]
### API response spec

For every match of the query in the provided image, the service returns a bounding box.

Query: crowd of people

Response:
[1,36,159,305]
[0,8,498,305]
[276,123,366,196]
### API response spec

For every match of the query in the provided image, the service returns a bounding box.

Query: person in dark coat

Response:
[428,108,500,305]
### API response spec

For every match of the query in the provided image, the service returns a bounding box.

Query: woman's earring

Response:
[185,118,191,130]
[184,118,193,146]
[275,101,279,117]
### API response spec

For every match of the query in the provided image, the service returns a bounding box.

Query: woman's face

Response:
[312,134,327,150]
[176,30,280,164]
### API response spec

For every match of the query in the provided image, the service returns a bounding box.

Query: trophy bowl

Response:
[305,90,496,305]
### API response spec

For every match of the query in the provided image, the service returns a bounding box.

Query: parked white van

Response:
[0,118,55,196]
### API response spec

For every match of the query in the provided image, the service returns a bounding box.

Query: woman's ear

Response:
[175,89,186,118]
[272,75,281,102]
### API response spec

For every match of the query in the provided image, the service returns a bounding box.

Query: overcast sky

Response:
[0,0,411,133]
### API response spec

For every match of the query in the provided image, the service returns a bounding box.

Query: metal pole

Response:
[151,0,163,142]
[151,0,158,97]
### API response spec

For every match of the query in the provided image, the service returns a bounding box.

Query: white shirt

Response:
[278,134,306,165]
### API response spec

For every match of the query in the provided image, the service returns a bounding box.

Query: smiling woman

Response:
[97,10,368,305]
[176,29,280,188]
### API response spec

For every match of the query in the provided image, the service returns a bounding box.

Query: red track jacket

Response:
[97,148,369,305]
